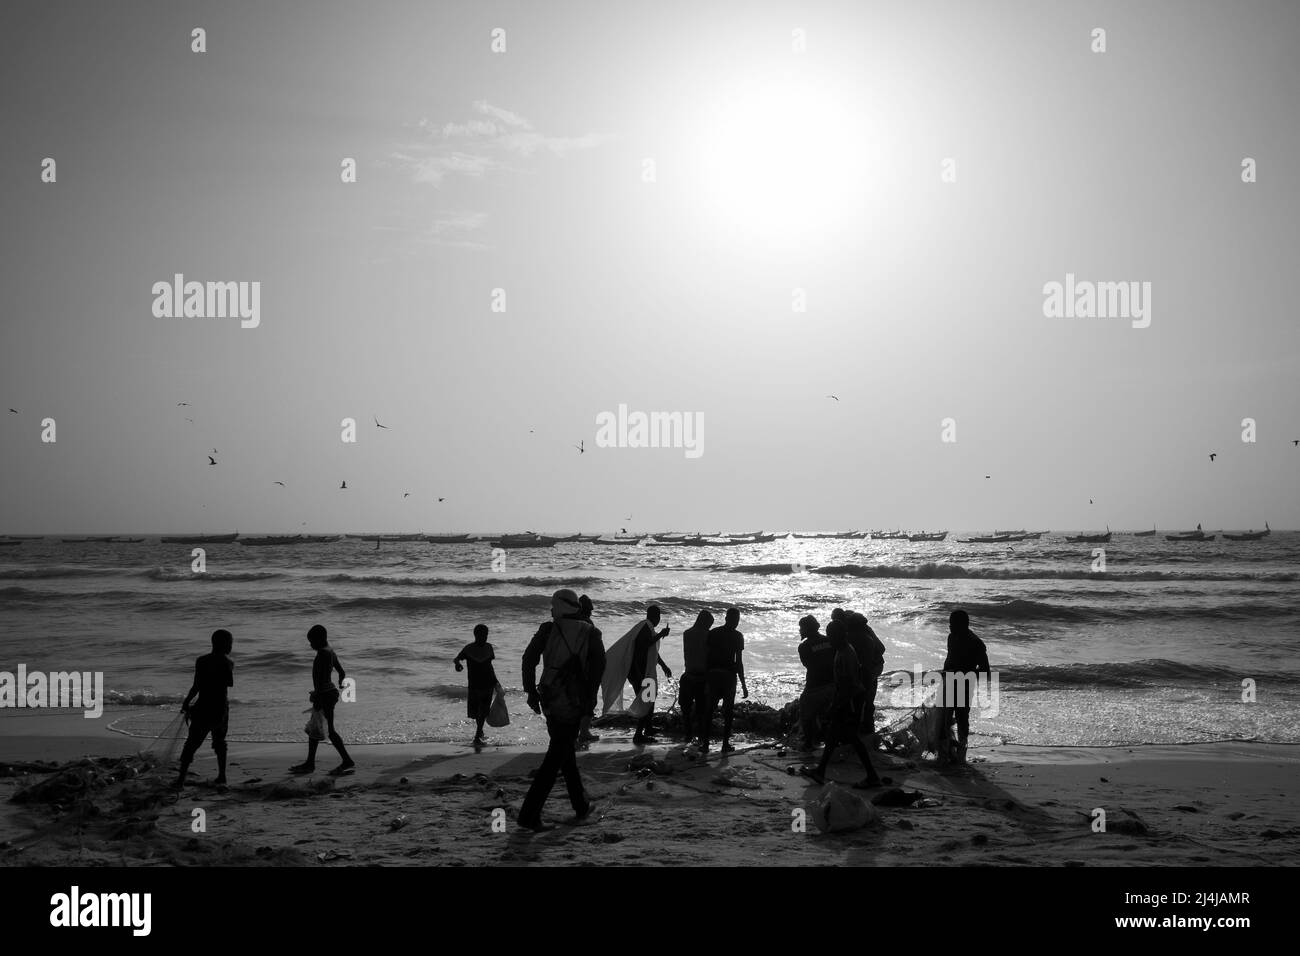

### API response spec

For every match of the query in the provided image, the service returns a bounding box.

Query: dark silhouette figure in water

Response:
[176,628,234,788]
[678,609,714,745]
[576,594,601,744]
[628,605,672,745]
[291,625,355,776]
[941,609,991,762]
[701,607,748,754]
[454,624,497,745]
[518,589,606,831]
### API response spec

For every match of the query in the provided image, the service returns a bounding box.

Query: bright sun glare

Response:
[694,71,872,251]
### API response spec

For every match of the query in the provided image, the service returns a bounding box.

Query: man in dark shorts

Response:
[942,609,991,762]
[702,607,748,754]
[291,624,355,776]
[797,615,835,750]
[176,628,234,788]
[678,609,714,743]
[454,623,497,745]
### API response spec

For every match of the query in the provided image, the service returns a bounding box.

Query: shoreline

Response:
[2,711,1297,866]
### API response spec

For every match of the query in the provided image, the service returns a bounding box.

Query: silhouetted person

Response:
[454,623,497,745]
[577,594,600,743]
[844,610,885,733]
[519,589,606,831]
[702,607,748,753]
[804,621,881,788]
[678,610,714,743]
[176,628,234,788]
[797,615,835,750]
[291,624,354,776]
[942,609,990,762]
[628,605,672,745]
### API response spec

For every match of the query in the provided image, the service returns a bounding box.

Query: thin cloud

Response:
[381,101,608,253]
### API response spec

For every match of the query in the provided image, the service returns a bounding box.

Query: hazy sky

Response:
[1,0,1297,533]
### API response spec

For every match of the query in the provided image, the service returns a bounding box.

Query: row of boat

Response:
[1,523,1277,548]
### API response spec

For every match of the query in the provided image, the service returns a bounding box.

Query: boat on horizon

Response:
[908,531,948,542]
[960,532,1035,543]
[1065,528,1111,544]
[1133,525,1158,537]
[590,536,643,546]
[488,536,556,549]
[1165,524,1215,542]
[423,533,473,544]
[160,532,239,544]
[1223,522,1270,542]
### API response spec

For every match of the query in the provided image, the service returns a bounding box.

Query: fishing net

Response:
[140,709,188,769]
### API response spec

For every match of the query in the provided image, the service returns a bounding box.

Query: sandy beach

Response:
[2,710,1295,867]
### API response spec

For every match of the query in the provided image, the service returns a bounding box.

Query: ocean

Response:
[1,533,1297,752]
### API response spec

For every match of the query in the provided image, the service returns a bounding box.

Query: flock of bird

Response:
[6,402,1297,517]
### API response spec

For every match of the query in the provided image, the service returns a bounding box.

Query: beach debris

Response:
[317,848,354,863]
[871,787,923,808]
[915,797,942,809]
[1107,809,1149,836]
[971,834,989,846]
[1171,804,1198,813]
[601,832,624,844]
[626,754,671,776]
[896,819,915,830]
[809,783,879,833]
[11,756,153,807]
[389,814,409,831]
[1099,776,1109,782]
[399,776,409,785]
[1225,811,1246,821]
[712,767,760,790]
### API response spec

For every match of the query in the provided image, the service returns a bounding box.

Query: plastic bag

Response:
[809,782,879,833]
[305,708,328,741]
[487,683,510,728]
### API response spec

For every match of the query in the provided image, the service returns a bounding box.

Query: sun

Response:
[692,69,873,252]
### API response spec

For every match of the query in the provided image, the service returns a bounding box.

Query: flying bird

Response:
[403,493,411,498]
[1089,498,1094,504]
[208,456,217,466]
[273,481,285,486]
[1292,440,1298,446]
[826,395,839,402]
[185,417,194,424]
[437,497,446,503]
[176,403,190,407]
[574,441,584,454]
[374,416,388,429]
[340,481,347,489]
[1209,453,1217,461]
[985,475,991,479]
[621,527,628,534]
[7,408,17,414]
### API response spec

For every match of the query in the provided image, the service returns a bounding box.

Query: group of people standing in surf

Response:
[171,588,991,834]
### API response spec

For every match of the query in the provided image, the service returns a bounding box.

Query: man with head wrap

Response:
[518,588,606,830]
